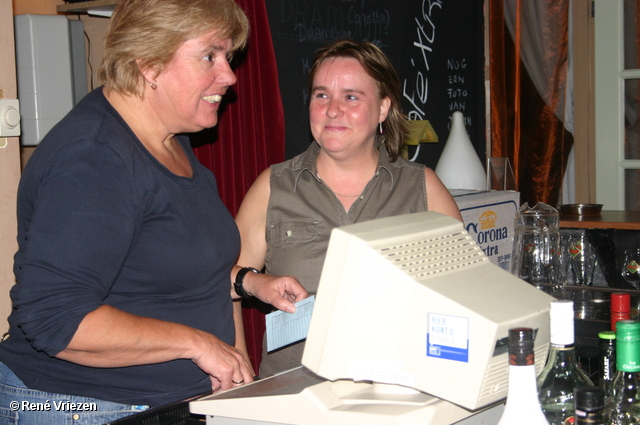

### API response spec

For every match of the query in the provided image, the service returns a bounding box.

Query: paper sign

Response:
[266,296,315,352]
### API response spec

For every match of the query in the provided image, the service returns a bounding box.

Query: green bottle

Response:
[602,321,640,425]
[538,300,594,425]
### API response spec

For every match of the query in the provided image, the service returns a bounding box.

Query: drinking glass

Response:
[571,290,595,319]
[512,202,563,297]
[486,157,517,191]
[621,248,640,289]
[561,230,597,286]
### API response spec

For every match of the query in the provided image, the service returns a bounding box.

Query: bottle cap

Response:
[508,327,534,366]
[615,320,640,372]
[611,292,631,312]
[550,299,574,345]
[574,386,604,410]
[616,320,640,334]
[598,330,616,340]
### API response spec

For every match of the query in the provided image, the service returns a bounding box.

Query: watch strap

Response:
[234,267,260,298]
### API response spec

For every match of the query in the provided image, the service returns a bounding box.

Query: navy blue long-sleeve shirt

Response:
[0,88,240,406]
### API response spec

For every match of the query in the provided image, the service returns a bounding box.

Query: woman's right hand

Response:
[191,329,255,392]
[56,305,254,393]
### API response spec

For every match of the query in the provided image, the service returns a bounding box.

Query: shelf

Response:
[560,210,640,230]
[56,0,119,14]
[564,284,640,296]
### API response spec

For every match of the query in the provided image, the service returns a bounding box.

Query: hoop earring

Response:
[149,81,158,90]
[379,122,384,134]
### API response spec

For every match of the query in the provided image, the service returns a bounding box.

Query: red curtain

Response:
[488,0,573,206]
[191,0,284,371]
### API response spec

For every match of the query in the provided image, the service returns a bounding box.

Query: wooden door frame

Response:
[0,0,20,331]
[572,0,596,203]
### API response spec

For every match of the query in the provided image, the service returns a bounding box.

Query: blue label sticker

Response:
[427,313,469,362]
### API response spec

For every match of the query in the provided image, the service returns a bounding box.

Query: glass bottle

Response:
[538,300,594,425]
[627,395,640,424]
[628,323,640,425]
[600,331,618,400]
[497,327,550,425]
[602,320,640,425]
[575,386,605,425]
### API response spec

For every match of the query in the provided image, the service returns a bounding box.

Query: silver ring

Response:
[232,379,244,385]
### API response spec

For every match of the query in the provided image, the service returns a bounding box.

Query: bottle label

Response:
[618,339,640,372]
[621,362,640,372]
[575,411,602,424]
[602,355,613,380]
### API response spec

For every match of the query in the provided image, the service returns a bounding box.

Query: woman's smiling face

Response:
[309,56,390,156]
[153,30,237,134]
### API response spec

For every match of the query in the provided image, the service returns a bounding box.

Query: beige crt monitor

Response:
[301,211,553,410]
[190,211,554,424]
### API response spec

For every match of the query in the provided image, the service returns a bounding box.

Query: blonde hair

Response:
[308,39,409,162]
[97,0,249,97]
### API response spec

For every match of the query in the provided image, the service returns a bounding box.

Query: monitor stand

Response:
[189,367,505,425]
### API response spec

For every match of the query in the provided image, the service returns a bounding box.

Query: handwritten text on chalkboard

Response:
[403,1,442,121]
[447,58,472,126]
[266,0,485,163]
[276,1,391,45]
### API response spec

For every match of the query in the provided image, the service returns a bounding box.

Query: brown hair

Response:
[97,0,249,97]
[308,39,409,162]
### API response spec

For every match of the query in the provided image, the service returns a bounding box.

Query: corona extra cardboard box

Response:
[451,190,520,271]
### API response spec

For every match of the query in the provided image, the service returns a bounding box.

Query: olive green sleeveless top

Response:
[260,142,428,377]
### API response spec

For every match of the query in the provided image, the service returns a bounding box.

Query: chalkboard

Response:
[266,0,485,170]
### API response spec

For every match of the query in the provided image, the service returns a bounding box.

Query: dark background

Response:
[266,0,485,169]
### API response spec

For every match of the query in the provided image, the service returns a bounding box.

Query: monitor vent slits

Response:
[377,231,487,278]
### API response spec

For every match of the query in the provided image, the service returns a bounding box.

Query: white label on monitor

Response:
[427,313,469,362]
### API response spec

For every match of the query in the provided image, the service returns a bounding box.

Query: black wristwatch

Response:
[234,267,260,298]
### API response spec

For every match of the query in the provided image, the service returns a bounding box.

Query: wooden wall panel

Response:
[12,0,59,15]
